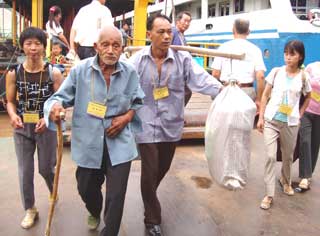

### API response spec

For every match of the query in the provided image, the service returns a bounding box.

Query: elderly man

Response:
[69,0,113,59]
[212,18,266,108]
[44,25,144,236]
[129,13,222,236]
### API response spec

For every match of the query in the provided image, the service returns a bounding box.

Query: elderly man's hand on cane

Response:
[50,102,66,123]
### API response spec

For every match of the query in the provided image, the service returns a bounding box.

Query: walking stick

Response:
[45,112,65,236]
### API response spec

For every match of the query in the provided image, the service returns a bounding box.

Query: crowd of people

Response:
[5,0,319,236]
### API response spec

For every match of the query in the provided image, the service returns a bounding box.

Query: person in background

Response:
[120,22,132,48]
[45,5,69,54]
[212,18,266,110]
[45,25,144,236]
[257,40,311,210]
[171,11,192,105]
[6,27,63,229]
[129,13,222,236]
[69,0,113,60]
[48,42,66,74]
[298,61,320,190]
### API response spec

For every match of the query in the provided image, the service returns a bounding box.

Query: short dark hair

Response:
[52,42,62,48]
[284,40,305,67]
[176,11,191,22]
[234,18,250,35]
[147,13,172,31]
[19,27,47,49]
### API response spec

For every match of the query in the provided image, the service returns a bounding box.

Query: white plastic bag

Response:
[205,84,256,190]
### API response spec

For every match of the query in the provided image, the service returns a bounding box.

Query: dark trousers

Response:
[77,46,96,60]
[299,112,320,178]
[139,142,177,225]
[76,144,131,236]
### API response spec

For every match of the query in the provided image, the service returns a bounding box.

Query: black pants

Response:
[76,144,131,236]
[299,112,320,178]
[77,46,96,60]
[139,142,177,225]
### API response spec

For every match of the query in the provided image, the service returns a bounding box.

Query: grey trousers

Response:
[76,143,131,236]
[14,124,57,210]
[299,112,320,178]
[263,120,299,197]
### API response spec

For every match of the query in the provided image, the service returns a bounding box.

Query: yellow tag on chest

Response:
[23,112,40,123]
[311,91,320,102]
[278,104,293,115]
[87,102,107,119]
[153,87,169,100]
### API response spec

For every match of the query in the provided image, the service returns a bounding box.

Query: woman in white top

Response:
[45,6,69,54]
[257,40,311,210]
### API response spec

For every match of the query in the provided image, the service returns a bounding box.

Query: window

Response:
[219,1,230,16]
[290,0,307,14]
[208,3,216,17]
[234,0,244,13]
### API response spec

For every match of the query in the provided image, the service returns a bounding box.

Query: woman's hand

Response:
[34,118,46,133]
[257,117,264,133]
[10,114,24,129]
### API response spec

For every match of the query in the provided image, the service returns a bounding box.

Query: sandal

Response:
[299,178,310,190]
[260,196,273,210]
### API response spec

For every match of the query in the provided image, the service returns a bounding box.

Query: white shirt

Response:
[211,38,266,83]
[264,66,312,126]
[46,21,63,39]
[71,0,113,47]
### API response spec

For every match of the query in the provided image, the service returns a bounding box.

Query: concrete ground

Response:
[0,113,319,236]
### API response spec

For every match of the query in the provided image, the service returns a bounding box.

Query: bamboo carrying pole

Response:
[44,112,65,236]
[124,45,245,60]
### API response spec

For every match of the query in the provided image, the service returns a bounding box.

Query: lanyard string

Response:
[23,67,43,112]
[151,62,172,89]
[90,69,108,104]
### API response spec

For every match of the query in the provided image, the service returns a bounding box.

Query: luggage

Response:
[205,83,256,190]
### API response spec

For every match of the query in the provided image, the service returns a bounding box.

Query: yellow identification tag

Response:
[23,112,40,123]
[87,102,107,119]
[153,87,169,100]
[278,104,293,115]
[311,91,320,102]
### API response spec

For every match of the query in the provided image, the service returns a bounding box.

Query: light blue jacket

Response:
[44,56,144,168]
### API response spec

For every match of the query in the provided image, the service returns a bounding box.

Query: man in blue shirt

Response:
[129,13,222,236]
[172,11,192,105]
[44,25,144,236]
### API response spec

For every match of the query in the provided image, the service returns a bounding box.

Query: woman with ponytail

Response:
[45,5,69,54]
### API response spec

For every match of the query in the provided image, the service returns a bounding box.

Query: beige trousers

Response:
[263,119,299,197]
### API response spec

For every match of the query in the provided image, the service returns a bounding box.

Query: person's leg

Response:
[157,142,177,187]
[263,120,280,198]
[75,165,105,219]
[14,127,37,210]
[100,148,131,236]
[139,143,161,225]
[280,124,299,186]
[299,112,313,178]
[311,113,320,174]
[36,129,57,194]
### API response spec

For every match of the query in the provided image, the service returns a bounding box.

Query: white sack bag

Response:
[205,84,256,190]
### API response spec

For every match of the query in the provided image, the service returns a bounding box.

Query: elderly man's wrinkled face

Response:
[95,29,122,66]
[147,17,172,51]
[176,14,191,33]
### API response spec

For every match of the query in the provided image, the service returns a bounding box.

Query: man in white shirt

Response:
[69,0,113,59]
[211,18,266,109]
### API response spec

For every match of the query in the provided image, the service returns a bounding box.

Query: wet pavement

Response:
[0,113,319,236]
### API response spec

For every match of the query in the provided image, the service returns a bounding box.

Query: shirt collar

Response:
[91,55,122,75]
[142,46,175,62]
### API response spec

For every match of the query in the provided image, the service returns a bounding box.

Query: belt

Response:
[239,82,254,88]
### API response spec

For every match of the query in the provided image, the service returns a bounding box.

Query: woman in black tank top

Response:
[6,27,63,229]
